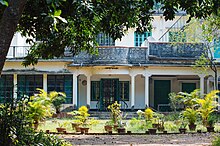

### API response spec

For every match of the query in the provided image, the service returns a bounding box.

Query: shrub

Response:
[107,101,121,125]
[183,108,199,125]
[49,91,66,114]
[212,136,220,146]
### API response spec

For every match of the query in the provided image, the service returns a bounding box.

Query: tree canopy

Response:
[0,0,219,69]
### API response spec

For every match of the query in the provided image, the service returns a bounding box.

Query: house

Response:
[0,12,218,111]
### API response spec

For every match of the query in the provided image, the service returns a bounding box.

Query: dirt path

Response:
[61,133,219,146]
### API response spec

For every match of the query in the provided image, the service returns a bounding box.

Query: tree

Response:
[0,0,219,74]
[182,14,220,90]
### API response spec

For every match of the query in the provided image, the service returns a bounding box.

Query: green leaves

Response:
[0,0,8,6]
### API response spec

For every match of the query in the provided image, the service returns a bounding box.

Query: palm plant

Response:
[196,90,219,127]
[48,91,66,114]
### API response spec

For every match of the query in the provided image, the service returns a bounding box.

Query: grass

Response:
[38,117,220,133]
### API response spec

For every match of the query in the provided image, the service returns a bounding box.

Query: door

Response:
[100,79,119,110]
[182,83,196,93]
[154,80,171,111]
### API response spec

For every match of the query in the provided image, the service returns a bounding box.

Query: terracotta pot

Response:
[197,130,202,133]
[206,126,214,132]
[80,127,89,134]
[188,123,196,131]
[148,128,157,134]
[117,127,126,134]
[56,127,66,133]
[104,125,113,132]
[163,130,167,134]
[179,128,186,134]
[127,131,132,134]
[72,123,81,132]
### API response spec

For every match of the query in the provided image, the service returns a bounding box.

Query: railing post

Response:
[13,46,15,58]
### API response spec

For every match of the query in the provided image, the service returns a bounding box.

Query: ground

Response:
[61,133,219,146]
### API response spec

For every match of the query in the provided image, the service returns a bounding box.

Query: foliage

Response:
[58,121,69,128]
[108,101,121,124]
[0,0,218,67]
[196,90,219,126]
[144,108,154,122]
[27,89,54,126]
[182,108,199,124]
[169,92,183,112]
[71,106,90,127]
[177,89,201,108]
[48,91,66,114]
[212,136,220,146]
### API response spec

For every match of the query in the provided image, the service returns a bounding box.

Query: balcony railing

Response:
[7,46,30,58]
[7,46,73,59]
[73,46,148,64]
[149,42,204,59]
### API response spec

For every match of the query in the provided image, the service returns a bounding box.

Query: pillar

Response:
[73,73,78,108]
[43,73,47,92]
[86,74,91,106]
[199,74,205,96]
[145,73,151,107]
[13,74,17,99]
[131,75,135,108]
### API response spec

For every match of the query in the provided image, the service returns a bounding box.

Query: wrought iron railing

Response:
[7,46,73,59]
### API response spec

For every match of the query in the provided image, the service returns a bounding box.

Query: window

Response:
[214,38,220,58]
[96,33,115,46]
[169,31,186,42]
[119,81,129,101]
[0,75,13,103]
[91,81,100,101]
[134,31,152,47]
[17,75,43,98]
[47,75,73,104]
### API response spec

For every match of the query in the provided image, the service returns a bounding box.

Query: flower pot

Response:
[56,127,66,133]
[114,124,118,130]
[148,128,157,134]
[72,123,81,132]
[163,130,167,134]
[46,130,50,134]
[104,125,113,132]
[197,130,202,133]
[80,127,89,134]
[188,123,196,131]
[117,127,126,134]
[179,128,186,134]
[157,126,164,132]
[206,126,214,132]
[127,131,132,134]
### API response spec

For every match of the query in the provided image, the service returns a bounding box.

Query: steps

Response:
[89,111,138,119]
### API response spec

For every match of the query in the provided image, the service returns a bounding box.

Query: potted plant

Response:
[49,91,66,114]
[107,101,121,127]
[56,121,69,133]
[104,120,113,132]
[144,108,157,134]
[196,90,219,131]
[183,108,198,131]
[206,115,216,132]
[117,122,126,134]
[71,119,81,132]
[179,120,187,134]
[71,106,90,134]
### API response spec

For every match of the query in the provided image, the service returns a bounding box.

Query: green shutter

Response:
[134,31,152,47]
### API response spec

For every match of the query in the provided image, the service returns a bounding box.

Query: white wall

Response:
[134,75,145,109]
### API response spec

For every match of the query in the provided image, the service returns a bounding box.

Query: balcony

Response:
[149,42,204,59]
[6,46,73,59]
[73,46,148,65]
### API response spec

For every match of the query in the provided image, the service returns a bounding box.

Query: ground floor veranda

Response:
[2,61,218,111]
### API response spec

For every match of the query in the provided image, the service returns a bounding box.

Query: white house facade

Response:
[1,13,219,111]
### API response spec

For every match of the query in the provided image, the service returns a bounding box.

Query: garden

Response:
[1,88,220,146]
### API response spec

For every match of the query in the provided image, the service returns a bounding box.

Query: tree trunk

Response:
[0,0,27,75]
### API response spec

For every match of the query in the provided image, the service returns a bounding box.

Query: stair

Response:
[89,111,138,119]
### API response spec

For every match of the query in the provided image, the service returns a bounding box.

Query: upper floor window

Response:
[0,75,13,103]
[214,38,220,58]
[134,31,152,47]
[169,31,186,42]
[47,75,73,104]
[96,33,115,46]
[17,75,43,98]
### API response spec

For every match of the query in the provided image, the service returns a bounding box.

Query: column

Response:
[131,75,135,108]
[43,74,47,92]
[86,74,91,106]
[199,74,205,96]
[13,74,17,99]
[145,73,151,107]
[73,73,78,108]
